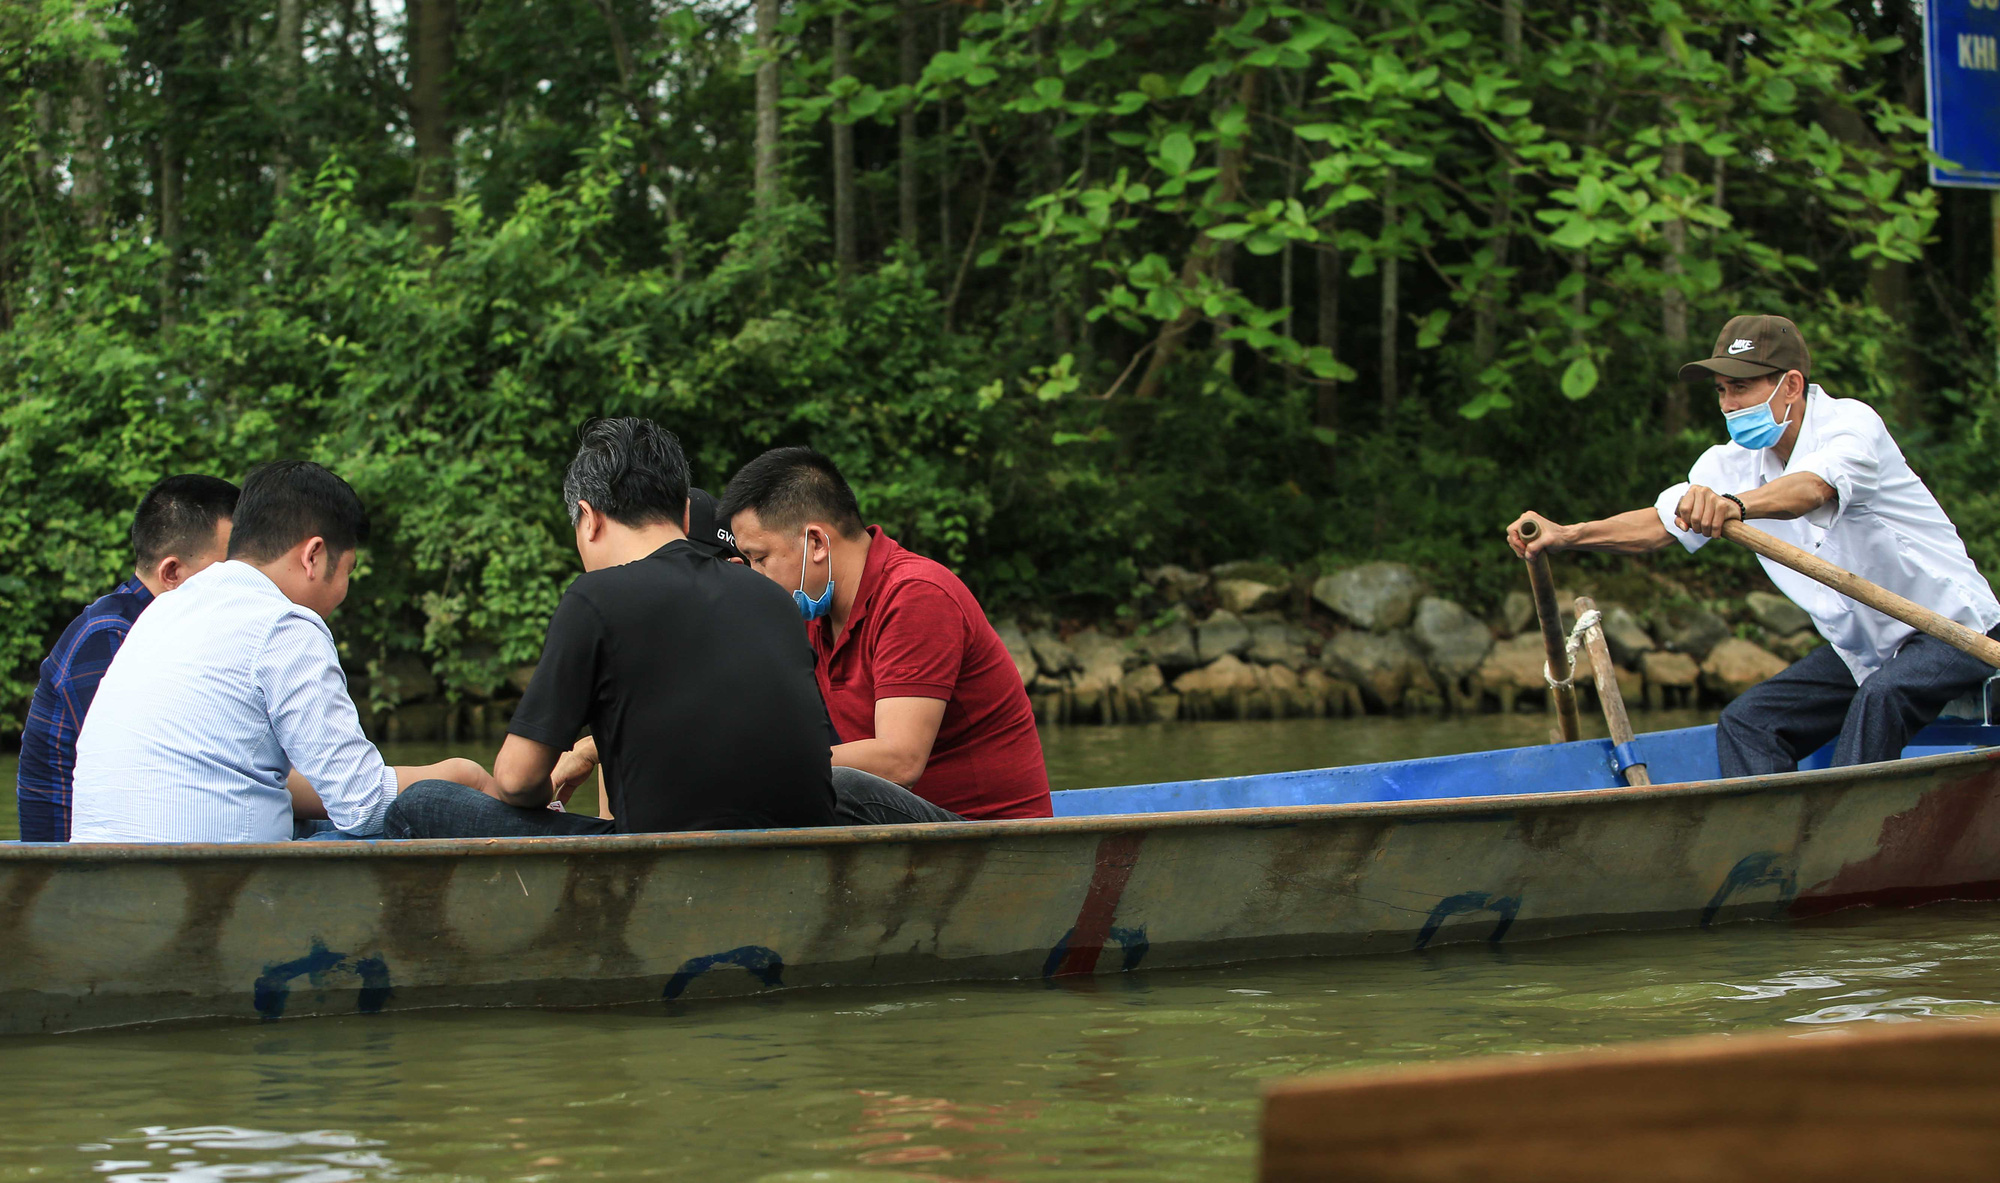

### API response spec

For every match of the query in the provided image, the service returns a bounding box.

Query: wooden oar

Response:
[1575,595,1650,786]
[1516,519,1583,742]
[1720,521,2000,669]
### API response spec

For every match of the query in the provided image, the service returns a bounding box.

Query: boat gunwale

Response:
[7,743,1996,863]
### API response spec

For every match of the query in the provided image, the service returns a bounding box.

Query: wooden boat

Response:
[4,719,1999,1035]
[1259,1016,2000,1182]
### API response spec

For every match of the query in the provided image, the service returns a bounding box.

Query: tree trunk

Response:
[159,109,184,332]
[1661,145,1689,433]
[273,0,304,197]
[1659,31,1689,436]
[831,6,857,274]
[1714,31,1736,212]
[936,8,954,261]
[158,0,186,332]
[591,0,687,278]
[1316,222,1341,468]
[1472,0,1521,370]
[754,0,782,211]
[1379,168,1399,419]
[68,58,109,236]
[897,2,919,247]
[408,0,457,249]
[1035,20,1068,351]
[1282,139,1298,342]
[1131,70,1259,400]
[1818,99,1922,422]
[943,145,996,332]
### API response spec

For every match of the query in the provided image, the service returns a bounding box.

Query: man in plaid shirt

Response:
[15,475,238,841]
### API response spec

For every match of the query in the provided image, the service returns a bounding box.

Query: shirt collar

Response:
[211,559,294,602]
[1778,384,1830,477]
[818,526,897,653]
[114,575,155,608]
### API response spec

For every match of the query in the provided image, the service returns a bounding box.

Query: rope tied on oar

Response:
[1543,608,1603,693]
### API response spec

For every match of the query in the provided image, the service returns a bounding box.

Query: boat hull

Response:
[6,741,2000,1035]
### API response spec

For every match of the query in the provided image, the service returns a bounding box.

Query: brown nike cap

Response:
[1678,314,1811,383]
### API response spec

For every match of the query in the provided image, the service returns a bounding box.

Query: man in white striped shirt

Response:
[71,461,493,843]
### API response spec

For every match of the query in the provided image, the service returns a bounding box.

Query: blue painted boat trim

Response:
[1049,722,2000,819]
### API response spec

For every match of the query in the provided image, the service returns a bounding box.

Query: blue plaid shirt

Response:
[16,577,154,841]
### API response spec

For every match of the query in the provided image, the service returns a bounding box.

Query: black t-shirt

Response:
[508,539,837,833]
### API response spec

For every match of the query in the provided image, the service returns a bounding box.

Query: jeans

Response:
[384,780,618,839]
[1716,625,2000,777]
[383,769,963,839]
[831,766,964,824]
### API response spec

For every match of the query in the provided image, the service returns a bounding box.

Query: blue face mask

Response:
[1724,387,1792,450]
[794,530,835,621]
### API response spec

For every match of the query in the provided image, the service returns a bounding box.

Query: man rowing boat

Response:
[1507,314,2000,776]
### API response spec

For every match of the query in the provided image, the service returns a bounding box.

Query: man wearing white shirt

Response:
[1506,314,2000,776]
[71,461,493,842]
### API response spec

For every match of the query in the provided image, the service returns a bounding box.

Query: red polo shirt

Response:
[812,527,1052,819]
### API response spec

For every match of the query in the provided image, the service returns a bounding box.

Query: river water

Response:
[10,713,2000,1181]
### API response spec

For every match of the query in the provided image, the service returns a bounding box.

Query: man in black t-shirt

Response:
[385,418,837,837]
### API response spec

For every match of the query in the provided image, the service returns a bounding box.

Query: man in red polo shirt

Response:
[721,447,1053,820]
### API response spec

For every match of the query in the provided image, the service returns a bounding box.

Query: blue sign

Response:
[1928,0,2000,187]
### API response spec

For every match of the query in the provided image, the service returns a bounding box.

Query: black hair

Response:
[226,460,370,563]
[561,417,691,528]
[130,474,240,565]
[719,446,865,539]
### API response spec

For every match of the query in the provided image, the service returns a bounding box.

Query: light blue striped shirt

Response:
[71,560,396,842]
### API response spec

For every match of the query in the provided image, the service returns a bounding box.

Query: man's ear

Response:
[575,500,601,543]
[152,555,183,591]
[682,499,691,536]
[300,535,328,579]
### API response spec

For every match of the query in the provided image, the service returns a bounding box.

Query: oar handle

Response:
[1720,520,2000,669]
[1516,520,1583,742]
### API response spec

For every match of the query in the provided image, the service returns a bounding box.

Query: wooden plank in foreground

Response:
[1261,1019,2000,1183]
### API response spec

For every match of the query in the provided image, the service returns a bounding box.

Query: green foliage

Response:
[0,0,1993,733]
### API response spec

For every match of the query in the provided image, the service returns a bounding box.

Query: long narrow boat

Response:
[4,720,1999,1035]
[1259,1016,2000,1182]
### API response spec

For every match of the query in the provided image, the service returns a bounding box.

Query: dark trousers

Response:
[383,768,961,839]
[831,766,964,824]
[384,780,618,839]
[1716,626,2000,777]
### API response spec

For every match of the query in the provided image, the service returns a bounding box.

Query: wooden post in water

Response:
[1516,520,1582,742]
[1575,595,1650,786]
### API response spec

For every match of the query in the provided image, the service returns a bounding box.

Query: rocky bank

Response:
[996,560,1813,727]
[352,560,1821,742]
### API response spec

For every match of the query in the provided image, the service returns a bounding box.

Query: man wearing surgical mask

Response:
[1506,314,2000,777]
[723,446,1053,820]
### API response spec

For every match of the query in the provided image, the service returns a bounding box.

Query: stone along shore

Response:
[994,561,1817,727]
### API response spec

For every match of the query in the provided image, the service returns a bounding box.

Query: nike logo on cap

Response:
[1727,339,1756,355]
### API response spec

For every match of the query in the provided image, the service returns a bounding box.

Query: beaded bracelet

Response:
[1721,492,1748,520]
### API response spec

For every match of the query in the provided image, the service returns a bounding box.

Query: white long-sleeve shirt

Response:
[71,560,395,842]
[1655,385,2000,685]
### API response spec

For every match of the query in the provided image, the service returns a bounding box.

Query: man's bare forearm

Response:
[1559,509,1675,554]
[833,739,925,788]
[1739,472,1835,521]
